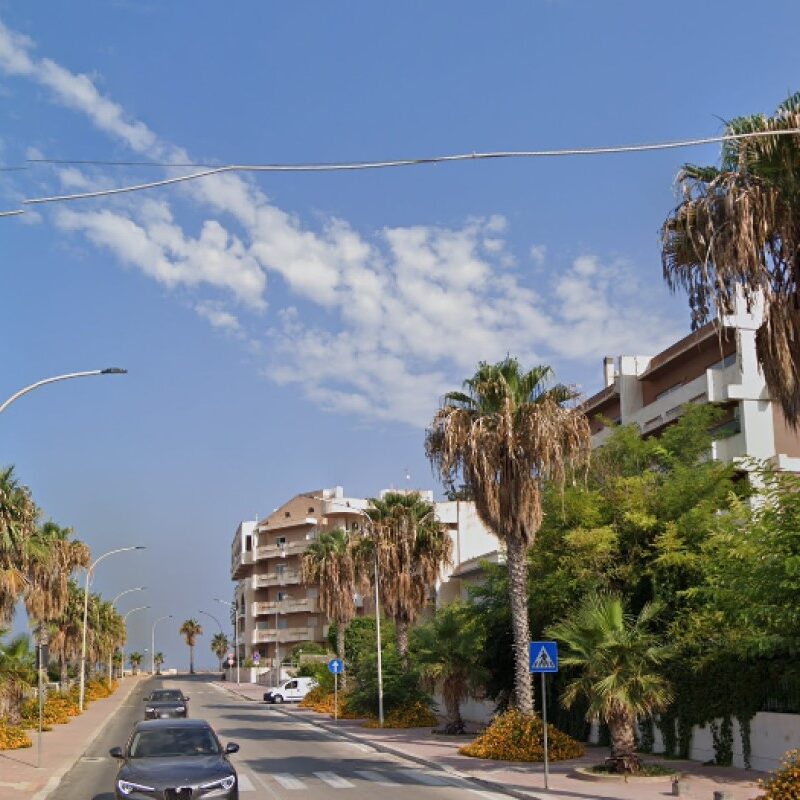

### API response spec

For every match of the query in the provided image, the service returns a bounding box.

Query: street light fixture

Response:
[0,368,128,415]
[108,587,146,681]
[214,598,240,685]
[79,546,146,710]
[199,610,225,671]
[121,605,150,678]
[151,615,173,676]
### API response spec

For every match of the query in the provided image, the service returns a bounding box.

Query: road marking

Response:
[79,756,105,763]
[470,791,514,800]
[272,773,306,790]
[237,773,255,792]
[341,740,375,753]
[355,769,401,787]
[398,768,452,786]
[314,771,356,788]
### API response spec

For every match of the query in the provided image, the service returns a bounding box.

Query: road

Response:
[57,674,511,800]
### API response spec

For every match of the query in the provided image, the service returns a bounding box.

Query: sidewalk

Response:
[0,675,144,800]
[219,680,766,800]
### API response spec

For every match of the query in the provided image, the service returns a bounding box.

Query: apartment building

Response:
[583,293,800,471]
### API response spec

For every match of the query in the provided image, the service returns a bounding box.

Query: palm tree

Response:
[661,92,800,426]
[412,603,488,733]
[426,359,591,714]
[180,619,203,674]
[49,580,85,686]
[153,652,165,674]
[0,631,34,724]
[210,633,228,671]
[359,492,452,668]
[128,651,143,675]
[301,528,357,670]
[546,594,673,773]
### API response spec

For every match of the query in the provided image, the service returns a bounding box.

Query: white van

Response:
[263,677,317,704]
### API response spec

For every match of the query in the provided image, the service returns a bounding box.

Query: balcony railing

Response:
[252,570,301,589]
[256,540,309,560]
[252,626,321,645]
[253,598,318,615]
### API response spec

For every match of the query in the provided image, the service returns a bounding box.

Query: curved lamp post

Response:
[0,368,127,414]
[214,598,239,685]
[109,587,146,681]
[121,605,150,678]
[79,546,146,710]
[151,615,173,676]
[200,610,225,672]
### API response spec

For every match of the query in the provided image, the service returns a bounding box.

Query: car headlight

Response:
[175,705,185,712]
[200,774,236,792]
[118,779,156,795]
[145,707,154,713]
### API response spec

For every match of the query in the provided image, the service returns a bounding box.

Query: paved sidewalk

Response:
[0,675,145,800]
[219,679,767,800]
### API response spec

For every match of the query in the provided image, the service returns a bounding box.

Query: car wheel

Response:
[273,695,284,704]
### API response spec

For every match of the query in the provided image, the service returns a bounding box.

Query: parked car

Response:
[263,677,317,704]
[143,689,190,719]
[110,719,239,799]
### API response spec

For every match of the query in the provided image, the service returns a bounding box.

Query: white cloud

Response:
[194,301,242,333]
[530,244,547,265]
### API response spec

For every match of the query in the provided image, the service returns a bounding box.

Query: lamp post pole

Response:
[0,368,127,414]
[109,587,146,681]
[79,546,146,711]
[121,605,149,679]
[215,599,239,684]
[199,610,225,671]
[151,615,172,676]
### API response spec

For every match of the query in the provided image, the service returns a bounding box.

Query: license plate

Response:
[159,713,170,718]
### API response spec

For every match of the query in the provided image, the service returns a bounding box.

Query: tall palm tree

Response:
[358,492,452,668]
[180,619,203,674]
[210,633,228,671]
[546,594,673,773]
[426,359,591,714]
[49,580,85,686]
[129,651,143,675]
[0,466,39,624]
[153,652,165,674]
[301,528,357,669]
[412,603,489,733]
[0,631,35,724]
[662,92,800,426]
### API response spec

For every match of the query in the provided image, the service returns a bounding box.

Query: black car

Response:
[143,689,190,720]
[110,719,239,799]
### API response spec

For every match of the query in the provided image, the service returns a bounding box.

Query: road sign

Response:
[529,641,558,673]
[252,651,261,664]
[328,658,344,675]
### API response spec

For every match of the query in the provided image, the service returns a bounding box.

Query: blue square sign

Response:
[529,641,558,673]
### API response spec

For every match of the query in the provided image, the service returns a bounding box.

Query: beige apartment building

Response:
[583,293,800,471]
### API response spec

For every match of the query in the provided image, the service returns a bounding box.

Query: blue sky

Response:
[2,1,798,666]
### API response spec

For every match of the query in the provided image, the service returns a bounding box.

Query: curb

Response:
[217,684,545,800]
[30,675,147,800]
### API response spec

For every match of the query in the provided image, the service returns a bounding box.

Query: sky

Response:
[2,0,798,668]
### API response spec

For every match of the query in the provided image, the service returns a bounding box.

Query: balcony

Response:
[631,372,709,435]
[256,540,309,560]
[230,547,254,580]
[252,627,322,645]
[253,598,318,615]
[252,570,301,589]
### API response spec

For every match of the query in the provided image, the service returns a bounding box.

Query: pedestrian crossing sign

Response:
[529,641,558,673]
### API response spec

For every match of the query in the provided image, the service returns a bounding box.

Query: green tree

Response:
[661,91,800,425]
[427,359,591,714]
[179,619,203,674]
[411,603,488,733]
[547,595,673,773]
[0,631,34,724]
[128,651,143,675]
[153,652,165,674]
[211,633,229,671]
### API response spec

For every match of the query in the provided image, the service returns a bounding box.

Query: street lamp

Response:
[79,546,146,711]
[121,605,149,678]
[151,615,173,676]
[0,368,128,414]
[109,587,146,681]
[214,598,239,685]
[199,610,226,671]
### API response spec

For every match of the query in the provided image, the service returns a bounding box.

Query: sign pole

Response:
[334,671,338,721]
[541,672,549,789]
[37,649,43,769]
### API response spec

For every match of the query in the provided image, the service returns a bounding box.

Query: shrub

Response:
[20,693,78,728]
[0,720,32,750]
[305,691,364,719]
[757,749,800,800]
[459,709,585,762]
[362,701,438,729]
[297,661,334,692]
[299,686,329,708]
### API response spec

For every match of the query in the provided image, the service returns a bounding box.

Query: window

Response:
[308,616,318,627]
[308,506,315,513]
[284,511,290,518]
[276,564,285,576]
[307,588,319,599]
[285,681,298,690]
[276,536,286,547]
[305,531,318,541]
[245,535,252,552]
[278,618,288,630]
[277,592,289,601]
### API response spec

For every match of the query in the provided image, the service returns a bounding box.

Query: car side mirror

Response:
[109,747,124,759]
[184,696,190,700]
[225,742,239,754]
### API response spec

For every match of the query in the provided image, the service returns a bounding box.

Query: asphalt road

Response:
[56,674,512,800]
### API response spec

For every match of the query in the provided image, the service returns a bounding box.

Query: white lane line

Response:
[398,768,452,786]
[355,769,402,787]
[272,773,306,790]
[237,773,255,792]
[314,771,356,788]
[341,740,376,753]
[249,769,284,800]
[470,791,515,800]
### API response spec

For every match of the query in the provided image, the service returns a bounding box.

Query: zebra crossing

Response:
[239,766,509,797]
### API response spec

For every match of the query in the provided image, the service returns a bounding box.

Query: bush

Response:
[362,701,438,728]
[459,709,585,762]
[304,691,364,719]
[0,720,32,750]
[299,686,329,708]
[757,749,800,799]
[20,693,79,728]
[297,661,334,692]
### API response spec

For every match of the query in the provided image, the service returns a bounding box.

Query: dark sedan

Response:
[110,719,239,799]
[143,689,190,720]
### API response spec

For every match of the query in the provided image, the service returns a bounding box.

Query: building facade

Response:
[583,294,800,471]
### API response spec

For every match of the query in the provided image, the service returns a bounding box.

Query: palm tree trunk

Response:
[395,618,410,670]
[189,644,195,674]
[59,655,68,688]
[506,535,534,715]
[336,621,347,689]
[607,706,640,772]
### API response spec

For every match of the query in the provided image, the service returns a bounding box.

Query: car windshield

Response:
[129,728,219,758]
[150,691,183,701]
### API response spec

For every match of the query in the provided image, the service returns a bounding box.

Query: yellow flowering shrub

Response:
[20,694,77,728]
[459,709,584,762]
[299,686,328,708]
[85,679,112,701]
[362,701,438,729]
[0,720,32,750]
[757,749,800,800]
